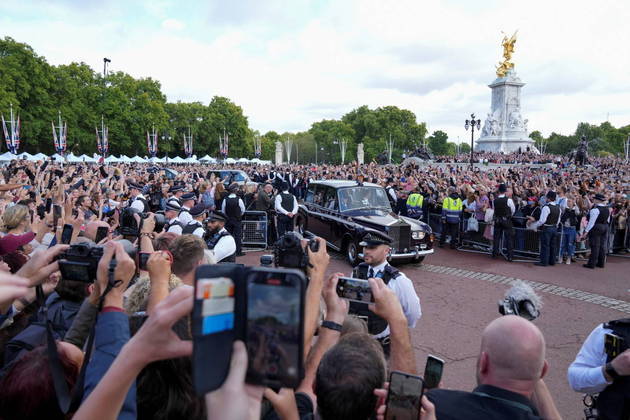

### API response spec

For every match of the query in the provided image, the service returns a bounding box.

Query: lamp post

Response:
[465,113,481,169]
[103,58,111,77]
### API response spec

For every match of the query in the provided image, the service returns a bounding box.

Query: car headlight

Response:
[412,231,425,240]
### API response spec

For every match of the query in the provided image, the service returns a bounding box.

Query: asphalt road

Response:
[237,247,630,419]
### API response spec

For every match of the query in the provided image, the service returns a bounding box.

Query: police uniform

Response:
[205,212,237,263]
[166,185,184,209]
[406,191,424,219]
[164,201,184,235]
[129,183,149,212]
[178,192,195,225]
[385,179,397,207]
[530,191,561,266]
[568,318,630,419]
[492,185,516,261]
[275,184,298,237]
[350,235,422,354]
[182,204,207,238]
[584,194,611,269]
[221,185,245,256]
[440,191,463,248]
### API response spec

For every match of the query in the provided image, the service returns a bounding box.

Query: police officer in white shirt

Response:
[529,190,561,267]
[164,201,184,235]
[582,193,611,269]
[182,204,207,238]
[205,211,237,263]
[129,183,149,212]
[568,318,630,419]
[221,183,246,256]
[166,185,184,208]
[350,233,422,354]
[178,192,195,225]
[275,182,298,237]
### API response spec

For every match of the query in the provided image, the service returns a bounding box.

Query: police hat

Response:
[169,185,183,193]
[593,193,606,202]
[386,177,394,184]
[181,192,196,201]
[165,201,181,212]
[128,182,143,190]
[190,203,207,217]
[359,232,393,247]
[546,190,557,201]
[498,183,507,193]
[228,183,240,193]
[207,211,227,222]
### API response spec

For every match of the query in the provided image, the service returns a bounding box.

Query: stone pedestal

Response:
[357,143,364,164]
[475,69,538,153]
[275,141,283,165]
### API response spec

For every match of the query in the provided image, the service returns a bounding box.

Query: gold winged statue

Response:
[496,30,518,78]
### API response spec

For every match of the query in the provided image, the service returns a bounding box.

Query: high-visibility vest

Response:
[406,193,423,208]
[443,197,463,211]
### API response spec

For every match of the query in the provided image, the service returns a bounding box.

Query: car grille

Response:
[388,223,411,251]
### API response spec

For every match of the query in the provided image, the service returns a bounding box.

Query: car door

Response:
[305,184,326,237]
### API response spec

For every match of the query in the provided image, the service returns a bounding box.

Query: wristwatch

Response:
[605,362,620,381]
[321,320,343,332]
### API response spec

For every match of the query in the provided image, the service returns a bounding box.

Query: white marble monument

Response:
[275,141,283,165]
[475,32,537,153]
[357,143,364,164]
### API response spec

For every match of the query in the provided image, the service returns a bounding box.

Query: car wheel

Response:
[413,256,425,265]
[346,241,360,265]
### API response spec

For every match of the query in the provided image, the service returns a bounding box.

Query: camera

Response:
[119,207,166,237]
[273,231,319,270]
[497,280,541,321]
[57,240,136,283]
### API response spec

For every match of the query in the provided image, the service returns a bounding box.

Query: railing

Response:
[241,211,268,248]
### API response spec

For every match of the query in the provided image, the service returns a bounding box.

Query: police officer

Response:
[178,192,195,225]
[205,211,237,263]
[529,190,561,267]
[222,183,245,256]
[351,233,422,354]
[129,182,149,212]
[492,183,516,261]
[164,201,184,235]
[439,187,463,249]
[275,182,298,238]
[385,177,397,207]
[182,203,207,238]
[568,317,630,419]
[406,187,424,220]
[166,185,184,208]
[583,193,611,269]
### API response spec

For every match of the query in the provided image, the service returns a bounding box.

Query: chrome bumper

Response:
[359,247,434,260]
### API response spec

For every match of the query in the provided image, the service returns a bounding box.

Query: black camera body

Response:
[273,231,319,270]
[119,207,166,237]
[57,240,136,283]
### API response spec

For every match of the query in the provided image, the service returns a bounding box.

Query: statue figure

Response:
[481,113,492,137]
[508,108,524,129]
[496,31,518,78]
[409,144,434,160]
[375,150,389,165]
[572,136,589,165]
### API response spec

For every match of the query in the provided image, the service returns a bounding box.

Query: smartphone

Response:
[605,333,626,359]
[138,252,152,271]
[53,205,62,228]
[336,277,373,303]
[245,268,305,389]
[385,371,424,420]
[60,224,73,245]
[94,226,109,244]
[423,355,444,390]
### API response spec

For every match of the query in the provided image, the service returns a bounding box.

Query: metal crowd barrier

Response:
[609,218,629,258]
[242,211,268,248]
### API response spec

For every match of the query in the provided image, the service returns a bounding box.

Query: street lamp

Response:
[465,113,481,169]
[103,58,111,77]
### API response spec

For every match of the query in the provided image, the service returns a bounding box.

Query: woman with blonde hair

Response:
[0,204,31,235]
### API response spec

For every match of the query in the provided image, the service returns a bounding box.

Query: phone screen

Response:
[336,277,373,303]
[246,272,302,387]
[604,333,625,359]
[423,355,444,390]
[53,205,62,228]
[138,252,151,271]
[60,224,73,245]
[95,226,109,244]
[385,371,424,420]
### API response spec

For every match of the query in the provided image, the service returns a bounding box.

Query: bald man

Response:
[427,316,560,419]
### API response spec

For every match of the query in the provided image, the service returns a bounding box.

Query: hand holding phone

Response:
[423,355,444,390]
[385,371,424,420]
[336,277,373,303]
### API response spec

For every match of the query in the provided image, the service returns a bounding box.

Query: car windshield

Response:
[216,171,247,182]
[338,187,392,212]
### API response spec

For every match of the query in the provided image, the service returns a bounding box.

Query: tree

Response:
[309,119,355,164]
[427,130,449,155]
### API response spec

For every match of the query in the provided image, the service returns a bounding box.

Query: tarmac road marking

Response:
[418,264,630,314]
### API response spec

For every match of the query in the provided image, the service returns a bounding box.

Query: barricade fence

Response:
[241,211,268,248]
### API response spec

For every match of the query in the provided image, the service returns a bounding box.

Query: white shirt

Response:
[178,207,193,225]
[585,204,611,233]
[357,260,422,339]
[531,201,559,229]
[386,186,397,202]
[496,194,515,216]
[221,194,246,215]
[567,323,613,394]
[185,221,206,238]
[275,192,298,216]
[166,218,183,235]
[210,227,237,262]
[130,194,147,212]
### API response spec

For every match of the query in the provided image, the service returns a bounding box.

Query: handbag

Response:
[484,208,494,224]
[467,217,479,232]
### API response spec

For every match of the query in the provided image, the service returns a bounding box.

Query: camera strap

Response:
[41,259,121,414]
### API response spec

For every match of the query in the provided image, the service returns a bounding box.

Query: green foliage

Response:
[427,130,449,155]
[530,123,630,156]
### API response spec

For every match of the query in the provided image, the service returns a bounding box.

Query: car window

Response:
[323,186,338,210]
[338,187,391,211]
[313,185,325,207]
[305,187,315,203]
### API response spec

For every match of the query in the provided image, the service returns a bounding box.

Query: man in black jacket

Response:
[221,183,245,256]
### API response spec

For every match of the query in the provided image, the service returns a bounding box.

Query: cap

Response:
[593,193,606,201]
[498,183,507,193]
[128,182,143,190]
[181,192,196,201]
[165,201,181,212]
[206,211,227,223]
[386,177,394,184]
[228,183,239,193]
[169,185,183,193]
[190,203,207,217]
[546,190,557,201]
[359,232,393,248]
[0,232,36,256]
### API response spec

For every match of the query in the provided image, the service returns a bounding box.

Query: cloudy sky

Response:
[1,0,629,142]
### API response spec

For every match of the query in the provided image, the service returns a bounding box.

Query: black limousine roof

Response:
[309,180,381,188]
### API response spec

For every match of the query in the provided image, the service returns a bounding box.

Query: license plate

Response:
[420,244,427,249]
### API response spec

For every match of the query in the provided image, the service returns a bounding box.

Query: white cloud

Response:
[1,0,629,142]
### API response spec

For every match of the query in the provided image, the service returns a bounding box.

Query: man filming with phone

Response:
[350,233,422,354]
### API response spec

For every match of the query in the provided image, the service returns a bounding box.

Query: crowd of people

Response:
[0,151,628,419]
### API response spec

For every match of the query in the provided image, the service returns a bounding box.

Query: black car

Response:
[206,170,257,188]
[297,180,434,264]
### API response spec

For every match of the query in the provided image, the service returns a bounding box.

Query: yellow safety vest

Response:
[443,197,463,211]
[406,193,423,208]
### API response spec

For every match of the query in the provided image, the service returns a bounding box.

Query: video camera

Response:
[57,240,136,283]
[119,207,166,237]
[273,231,319,270]
[498,280,541,321]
